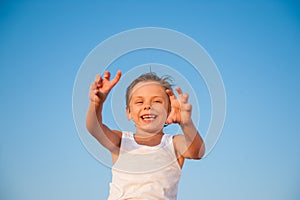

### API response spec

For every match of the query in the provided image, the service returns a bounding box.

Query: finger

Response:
[176,87,189,103]
[94,74,102,86]
[183,103,192,111]
[182,93,189,103]
[166,114,174,124]
[90,83,99,95]
[90,80,100,91]
[110,70,122,87]
[166,89,176,100]
[90,80,96,89]
[103,71,111,80]
[165,118,172,124]
[95,74,101,82]
[94,88,99,95]
[175,87,185,103]
[175,87,183,96]
[97,76,103,88]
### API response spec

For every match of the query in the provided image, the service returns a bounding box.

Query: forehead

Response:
[130,81,166,96]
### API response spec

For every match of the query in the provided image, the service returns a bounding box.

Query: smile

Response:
[141,114,157,121]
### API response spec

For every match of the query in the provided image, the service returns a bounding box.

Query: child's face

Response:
[126,81,170,134]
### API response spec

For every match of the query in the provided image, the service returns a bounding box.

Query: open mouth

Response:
[141,114,157,121]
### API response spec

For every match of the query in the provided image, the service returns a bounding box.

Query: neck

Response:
[134,128,164,146]
[134,127,164,138]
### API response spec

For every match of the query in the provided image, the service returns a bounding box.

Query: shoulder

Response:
[172,134,187,156]
[162,134,183,145]
[170,134,185,168]
[112,130,123,137]
[172,134,184,144]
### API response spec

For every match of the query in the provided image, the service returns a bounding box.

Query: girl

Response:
[86,70,205,200]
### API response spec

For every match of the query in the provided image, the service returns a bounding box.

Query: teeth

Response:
[142,114,155,119]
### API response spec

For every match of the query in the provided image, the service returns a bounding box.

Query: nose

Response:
[144,104,151,110]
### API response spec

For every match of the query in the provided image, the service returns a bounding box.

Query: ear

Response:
[126,107,133,120]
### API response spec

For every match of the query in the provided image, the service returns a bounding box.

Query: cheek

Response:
[152,105,168,116]
[163,100,171,113]
[130,106,141,116]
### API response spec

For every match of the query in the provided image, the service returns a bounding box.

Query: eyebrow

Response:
[130,96,164,103]
[132,96,163,99]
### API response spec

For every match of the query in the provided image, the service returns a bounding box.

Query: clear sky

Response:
[0,0,299,200]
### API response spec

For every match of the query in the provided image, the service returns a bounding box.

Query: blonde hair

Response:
[126,72,173,110]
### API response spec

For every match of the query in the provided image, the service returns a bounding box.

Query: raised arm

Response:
[86,70,122,154]
[166,87,205,160]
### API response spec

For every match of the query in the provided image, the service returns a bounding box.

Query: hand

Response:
[89,70,122,106]
[166,87,192,125]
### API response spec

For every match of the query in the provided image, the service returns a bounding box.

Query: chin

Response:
[136,124,164,134]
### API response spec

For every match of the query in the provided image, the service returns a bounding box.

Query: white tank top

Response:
[108,131,182,200]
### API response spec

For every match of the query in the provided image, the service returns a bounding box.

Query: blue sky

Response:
[0,0,299,200]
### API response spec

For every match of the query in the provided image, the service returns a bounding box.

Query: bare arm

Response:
[166,87,205,159]
[86,71,122,154]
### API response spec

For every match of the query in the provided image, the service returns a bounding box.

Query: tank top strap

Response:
[121,131,133,139]
[119,131,134,153]
[163,133,173,143]
[121,131,171,145]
